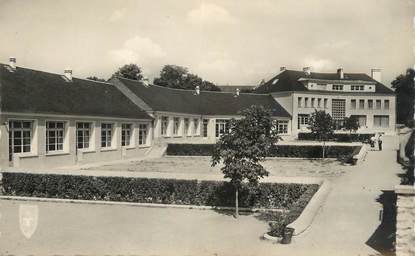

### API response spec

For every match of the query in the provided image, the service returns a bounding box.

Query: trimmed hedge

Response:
[1,172,318,209]
[166,143,361,159]
[298,132,374,142]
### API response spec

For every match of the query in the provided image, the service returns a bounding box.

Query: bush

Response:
[166,144,361,159]
[298,133,374,143]
[2,173,318,209]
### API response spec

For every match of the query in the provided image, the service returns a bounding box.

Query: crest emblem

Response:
[19,204,39,239]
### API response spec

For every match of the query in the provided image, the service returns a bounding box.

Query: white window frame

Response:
[121,123,133,147]
[351,99,357,110]
[298,114,309,129]
[45,120,67,154]
[101,122,115,149]
[193,118,200,136]
[384,99,390,110]
[138,123,149,146]
[173,117,181,136]
[76,121,94,151]
[215,119,230,138]
[161,116,169,136]
[184,118,190,136]
[277,120,289,134]
[202,119,209,138]
[332,84,344,91]
[374,115,389,128]
[8,119,37,159]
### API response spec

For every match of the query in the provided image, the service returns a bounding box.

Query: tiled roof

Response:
[0,64,152,119]
[217,85,256,93]
[255,69,395,94]
[115,77,291,118]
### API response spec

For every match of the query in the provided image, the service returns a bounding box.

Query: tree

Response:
[308,110,335,158]
[86,76,106,82]
[154,65,220,91]
[392,68,415,127]
[211,105,280,218]
[112,64,143,80]
[343,116,360,134]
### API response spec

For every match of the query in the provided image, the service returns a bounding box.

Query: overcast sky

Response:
[0,0,414,86]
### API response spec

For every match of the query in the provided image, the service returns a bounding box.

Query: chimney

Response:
[303,67,311,76]
[337,67,344,79]
[195,85,200,95]
[280,67,286,72]
[236,88,240,96]
[64,69,72,81]
[9,57,16,69]
[371,68,382,82]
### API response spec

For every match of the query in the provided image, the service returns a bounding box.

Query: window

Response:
[138,124,148,145]
[9,120,33,159]
[351,115,367,127]
[311,98,315,108]
[77,122,91,149]
[317,98,321,108]
[324,98,328,108]
[203,119,209,137]
[351,85,364,91]
[46,121,65,152]
[215,119,230,137]
[368,100,373,109]
[384,100,390,110]
[351,99,357,109]
[332,84,344,90]
[277,120,289,134]
[304,98,309,108]
[298,114,309,129]
[376,100,381,109]
[298,97,302,108]
[193,118,199,135]
[332,99,346,121]
[173,117,180,136]
[184,118,190,136]
[374,115,389,128]
[359,99,365,109]
[121,124,132,146]
[161,116,169,136]
[101,123,113,148]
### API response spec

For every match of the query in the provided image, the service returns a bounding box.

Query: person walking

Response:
[370,135,376,149]
[378,134,383,151]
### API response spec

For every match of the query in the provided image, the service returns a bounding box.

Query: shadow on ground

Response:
[366,190,396,256]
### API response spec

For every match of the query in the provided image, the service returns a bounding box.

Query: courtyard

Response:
[0,136,404,255]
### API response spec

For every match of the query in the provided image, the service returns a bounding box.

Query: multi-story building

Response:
[255,67,396,135]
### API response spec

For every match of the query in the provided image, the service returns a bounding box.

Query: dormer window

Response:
[332,84,344,91]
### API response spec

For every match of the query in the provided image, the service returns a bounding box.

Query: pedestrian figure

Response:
[370,135,376,149]
[378,135,383,151]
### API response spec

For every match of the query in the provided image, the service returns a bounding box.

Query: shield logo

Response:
[19,204,39,239]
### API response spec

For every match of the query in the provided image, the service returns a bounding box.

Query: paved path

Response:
[281,135,403,256]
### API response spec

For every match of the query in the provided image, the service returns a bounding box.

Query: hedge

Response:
[298,132,374,142]
[166,143,361,159]
[1,172,318,209]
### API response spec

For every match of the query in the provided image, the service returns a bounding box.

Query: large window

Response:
[324,98,328,108]
[9,120,33,160]
[368,100,373,109]
[193,118,199,135]
[298,97,302,108]
[203,119,209,137]
[121,124,132,146]
[215,119,230,137]
[138,124,148,145]
[384,100,390,110]
[76,122,91,149]
[359,99,365,109]
[374,115,389,128]
[376,100,381,109]
[161,116,169,136]
[101,123,113,148]
[46,121,65,153]
[184,118,190,136]
[298,114,309,129]
[351,115,366,127]
[351,99,356,109]
[332,99,346,121]
[277,120,289,134]
[173,117,180,136]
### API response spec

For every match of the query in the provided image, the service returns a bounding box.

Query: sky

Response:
[0,0,414,86]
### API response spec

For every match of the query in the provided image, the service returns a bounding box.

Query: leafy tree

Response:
[343,116,360,134]
[211,105,280,218]
[112,64,143,80]
[154,65,220,91]
[392,68,415,127]
[86,76,106,82]
[308,110,335,158]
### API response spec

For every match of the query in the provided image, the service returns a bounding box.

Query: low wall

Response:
[394,185,415,256]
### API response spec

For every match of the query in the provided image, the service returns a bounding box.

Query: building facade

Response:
[255,67,396,135]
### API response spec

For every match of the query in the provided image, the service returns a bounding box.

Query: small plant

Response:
[268,212,288,237]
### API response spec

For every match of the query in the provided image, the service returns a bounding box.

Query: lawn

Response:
[85,156,347,178]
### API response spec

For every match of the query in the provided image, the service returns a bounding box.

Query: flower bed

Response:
[166,143,361,159]
[1,172,318,209]
[298,132,374,142]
